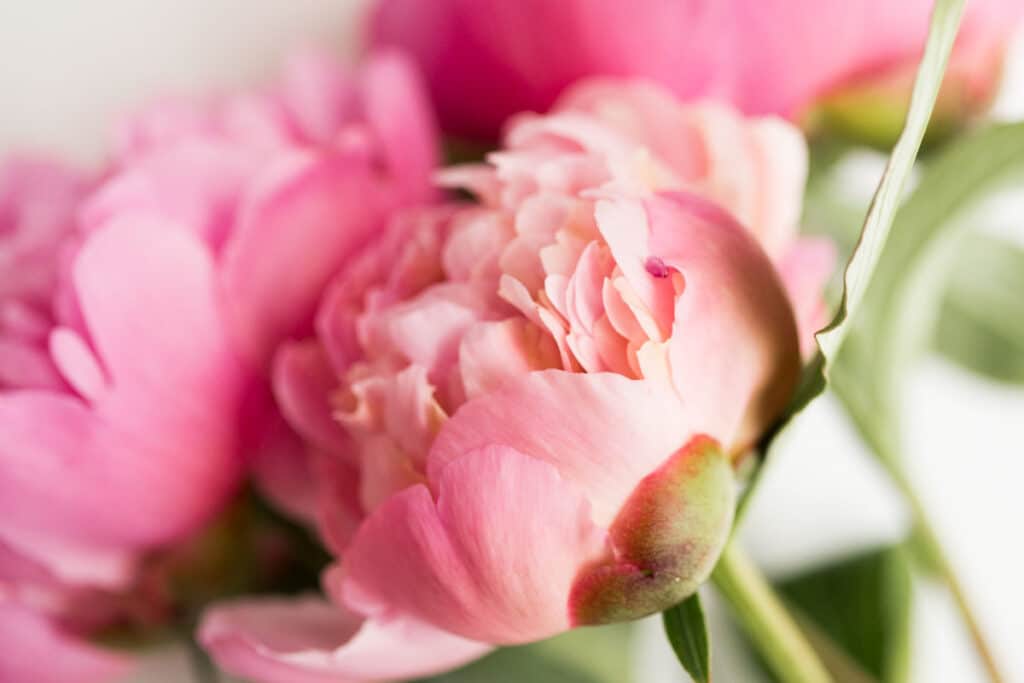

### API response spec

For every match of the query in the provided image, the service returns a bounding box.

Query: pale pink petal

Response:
[458,319,560,399]
[644,193,801,449]
[0,525,135,589]
[777,238,837,358]
[428,370,692,526]
[200,595,488,683]
[80,142,261,251]
[342,445,607,643]
[48,328,106,402]
[593,199,676,342]
[745,117,808,257]
[280,51,359,145]
[358,282,492,388]
[0,601,132,683]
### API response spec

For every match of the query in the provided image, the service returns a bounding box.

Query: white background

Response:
[1,3,1021,682]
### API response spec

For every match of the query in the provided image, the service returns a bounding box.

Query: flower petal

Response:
[0,219,244,551]
[0,601,131,683]
[427,369,693,527]
[200,595,488,683]
[777,237,837,358]
[342,445,607,643]
[644,192,801,449]
[220,152,385,367]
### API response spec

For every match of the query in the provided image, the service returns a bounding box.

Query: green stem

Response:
[882,461,1005,683]
[712,542,833,683]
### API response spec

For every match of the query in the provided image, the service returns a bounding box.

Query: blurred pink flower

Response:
[200,81,832,680]
[82,47,440,523]
[1,48,440,682]
[369,0,1023,139]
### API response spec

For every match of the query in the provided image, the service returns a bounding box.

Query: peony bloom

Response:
[1,48,445,681]
[369,0,1023,140]
[82,48,440,522]
[200,80,833,680]
[0,159,135,683]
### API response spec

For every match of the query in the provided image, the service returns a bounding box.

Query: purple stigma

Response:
[644,256,670,278]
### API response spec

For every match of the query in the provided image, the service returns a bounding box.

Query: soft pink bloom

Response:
[369,0,1023,139]
[1,48,441,682]
[200,80,832,680]
[81,48,440,523]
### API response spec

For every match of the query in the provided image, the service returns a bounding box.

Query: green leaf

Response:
[834,122,1024,459]
[663,593,712,683]
[813,0,965,364]
[934,233,1024,384]
[419,625,631,683]
[736,0,968,517]
[778,547,914,683]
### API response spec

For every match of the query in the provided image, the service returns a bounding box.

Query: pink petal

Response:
[777,237,837,359]
[280,50,359,145]
[428,370,693,527]
[458,318,561,399]
[0,337,63,390]
[80,141,262,252]
[0,219,245,550]
[48,328,106,402]
[0,523,135,589]
[342,445,607,643]
[273,340,350,458]
[248,405,321,524]
[200,595,488,683]
[360,50,440,204]
[593,199,676,341]
[221,152,385,368]
[0,601,132,683]
[644,193,801,450]
[358,282,492,391]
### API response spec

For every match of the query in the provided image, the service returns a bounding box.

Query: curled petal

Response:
[342,445,607,643]
[200,595,488,683]
[428,370,693,528]
[643,192,801,449]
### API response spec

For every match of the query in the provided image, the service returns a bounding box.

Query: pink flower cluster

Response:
[2,1,1019,680]
[0,50,437,682]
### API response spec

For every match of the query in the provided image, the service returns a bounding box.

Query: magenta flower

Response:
[369,0,1022,139]
[199,81,834,681]
[1,48,441,681]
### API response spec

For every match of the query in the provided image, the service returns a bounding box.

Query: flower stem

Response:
[712,542,833,683]
[882,461,1005,683]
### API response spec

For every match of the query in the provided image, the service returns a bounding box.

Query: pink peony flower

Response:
[368,0,1023,139]
[81,48,441,523]
[199,81,834,680]
[1,48,444,682]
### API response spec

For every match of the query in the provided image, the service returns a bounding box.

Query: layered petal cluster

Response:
[369,0,1023,139]
[201,81,834,681]
[1,49,439,682]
